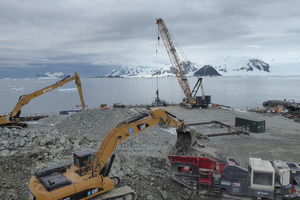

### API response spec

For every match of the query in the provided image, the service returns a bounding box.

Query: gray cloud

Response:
[0,0,299,77]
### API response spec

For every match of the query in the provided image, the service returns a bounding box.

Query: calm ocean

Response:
[1,76,299,115]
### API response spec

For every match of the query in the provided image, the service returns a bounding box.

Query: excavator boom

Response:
[89,109,187,173]
[28,109,199,200]
[0,72,85,127]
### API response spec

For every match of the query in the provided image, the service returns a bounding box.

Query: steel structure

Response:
[156,18,208,108]
[156,18,194,103]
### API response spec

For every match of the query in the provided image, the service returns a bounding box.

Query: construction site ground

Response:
[0,106,299,200]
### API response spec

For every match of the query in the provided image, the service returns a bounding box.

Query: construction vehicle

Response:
[169,155,300,199]
[0,72,85,127]
[100,104,109,110]
[156,18,210,108]
[153,89,167,106]
[28,108,201,200]
[113,103,125,108]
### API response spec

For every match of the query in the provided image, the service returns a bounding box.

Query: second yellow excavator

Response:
[28,108,201,200]
[0,72,85,127]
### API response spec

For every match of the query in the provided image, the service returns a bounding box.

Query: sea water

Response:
[0,76,299,116]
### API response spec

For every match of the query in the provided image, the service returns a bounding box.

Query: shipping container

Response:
[235,117,265,133]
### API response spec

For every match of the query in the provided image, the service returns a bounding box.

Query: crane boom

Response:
[156,18,209,108]
[0,72,85,127]
[156,18,193,101]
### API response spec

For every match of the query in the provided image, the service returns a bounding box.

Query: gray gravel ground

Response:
[0,106,299,200]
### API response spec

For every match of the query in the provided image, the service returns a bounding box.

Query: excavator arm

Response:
[89,108,190,175]
[28,108,201,200]
[0,72,85,127]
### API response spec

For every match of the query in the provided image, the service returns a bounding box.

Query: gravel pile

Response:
[56,108,139,142]
[0,108,200,200]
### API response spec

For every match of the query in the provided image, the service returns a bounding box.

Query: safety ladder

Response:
[199,168,212,189]
[213,180,221,194]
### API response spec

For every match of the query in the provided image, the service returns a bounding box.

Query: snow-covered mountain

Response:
[106,56,300,77]
[152,61,198,77]
[211,56,270,76]
[36,72,67,79]
[107,61,199,77]
[107,66,154,77]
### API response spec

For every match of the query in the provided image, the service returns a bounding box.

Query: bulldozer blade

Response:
[175,129,197,152]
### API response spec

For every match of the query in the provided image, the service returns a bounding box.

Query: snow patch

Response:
[10,87,24,91]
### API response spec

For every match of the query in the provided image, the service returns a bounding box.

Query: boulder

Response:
[44,134,55,145]
[59,136,67,144]
[38,138,47,146]
[53,147,64,155]
[146,195,154,200]
[19,130,28,137]
[14,138,21,147]
[161,190,168,200]
[30,132,36,138]
[19,138,26,147]
[74,142,80,150]
[13,130,19,136]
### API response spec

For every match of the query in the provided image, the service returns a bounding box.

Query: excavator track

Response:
[98,186,137,200]
[0,122,27,129]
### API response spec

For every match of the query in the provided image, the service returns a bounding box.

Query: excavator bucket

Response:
[175,129,197,152]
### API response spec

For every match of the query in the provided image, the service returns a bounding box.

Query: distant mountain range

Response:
[210,57,270,76]
[33,56,299,79]
[106,57,271,77]
[36,72,67,79]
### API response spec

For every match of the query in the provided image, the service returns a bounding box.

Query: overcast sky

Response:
[0,0,299,78]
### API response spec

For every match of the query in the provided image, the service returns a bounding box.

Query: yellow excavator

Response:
[28,109,200,200]
[0,72,85,128]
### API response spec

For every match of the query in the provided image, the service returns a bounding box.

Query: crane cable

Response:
[156,23,160,100]
[170,32,189,63]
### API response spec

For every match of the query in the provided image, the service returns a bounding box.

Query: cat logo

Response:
[137,123,149,131]
[87,188,99,196]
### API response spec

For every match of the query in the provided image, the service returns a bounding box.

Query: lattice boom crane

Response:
[156,18,208,108]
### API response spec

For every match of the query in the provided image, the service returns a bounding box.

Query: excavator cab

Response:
[73,149,97,168]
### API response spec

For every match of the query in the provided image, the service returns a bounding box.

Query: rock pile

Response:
[1,108,198,200]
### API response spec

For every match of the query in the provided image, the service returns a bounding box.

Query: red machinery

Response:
[168,155,300,199]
